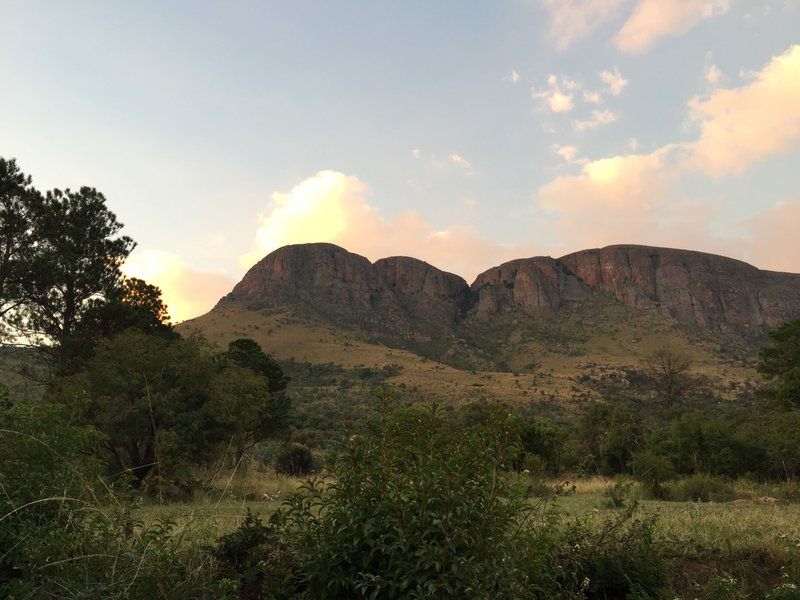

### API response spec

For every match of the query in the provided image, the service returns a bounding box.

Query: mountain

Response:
[218,242,800,335]
[180,242,800,407]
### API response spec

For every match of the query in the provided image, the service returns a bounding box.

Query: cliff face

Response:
[470,257,593,318]
[558,245,800,330]
[220,243,470,334]
[219,242,800,335]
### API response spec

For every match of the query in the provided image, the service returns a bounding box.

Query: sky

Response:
[2,1,799,322]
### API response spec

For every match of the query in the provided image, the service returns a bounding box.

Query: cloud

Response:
[689,44,800,176]
[504,69,521,83]
[411,148,421,159]
[583,90,602,104]
[534,75,576,112]
[450,153,473,169]
[240,170,531,281]
[538,0,628,51]
[614,0,730,54]
[533,145,739,254]
[123,250,236,322]
[599,68,628,95]
[741,201,800,273]
[705,64,724,86]
[573,109,617,131]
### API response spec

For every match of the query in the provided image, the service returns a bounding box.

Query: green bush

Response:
[669,474,736,502]
[631,452,677,499]
[555,505,667,599]
[275,444,317,477]
[277,405,558,598]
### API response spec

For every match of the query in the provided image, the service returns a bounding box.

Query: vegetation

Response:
[4,156,800,597]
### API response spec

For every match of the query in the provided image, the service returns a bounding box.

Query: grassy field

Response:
[136,469,800,595]
[177,301,759,410]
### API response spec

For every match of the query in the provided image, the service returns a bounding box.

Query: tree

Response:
[18,187,135,367]
[221,338,291,461]
[643,349,704,406]
[62,331,289,485]
[0,158,42,334]
[758,318,800,409]
[224,338,289,394]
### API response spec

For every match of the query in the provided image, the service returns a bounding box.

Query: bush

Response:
[212,510,298,599]
[631,452,677,499]
[555,504,667,599]
[669,474,736,502]
[275,444,316,477]
[277,405,558,598]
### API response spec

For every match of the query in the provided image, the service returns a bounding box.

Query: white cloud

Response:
[599,68,628,95]
[614,0,730,54]
[705,64,724,85]
[573,109,617,131]
[627,137,641,150]
[583,90,602,104]
[123,250,235,322]
[450,153,473,169]
[689,44,800,176]
[240,170,531,281]
[505,69,521,83]
[411,148,421,159]
[538,0,629,51]
[533,75,576,112]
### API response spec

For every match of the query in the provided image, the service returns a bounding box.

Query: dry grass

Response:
[178,303,755,409]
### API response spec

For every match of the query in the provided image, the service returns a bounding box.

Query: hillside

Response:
[178,242,800,408]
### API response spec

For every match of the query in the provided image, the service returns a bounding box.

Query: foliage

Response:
[760,318,800,408]
[631,452,677,499]
[554,505,667,599]
[275,444,317,477]
[0,158,42,331]
[669,474,736,503]
[226,338,290,395]
[277,404,558,599]
[212,510,299,599]
[60,330,288,486]
[19,186,135,357]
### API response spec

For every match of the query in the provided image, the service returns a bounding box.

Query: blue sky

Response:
[2,1,799,320]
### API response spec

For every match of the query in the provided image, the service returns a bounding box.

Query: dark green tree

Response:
[19,187,135,368]
[759,318,800,408]
[0,158,42,332]
[224,338,289,394]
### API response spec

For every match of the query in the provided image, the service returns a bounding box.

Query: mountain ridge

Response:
[217,242,800,335]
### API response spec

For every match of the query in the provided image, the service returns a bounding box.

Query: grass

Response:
[177,301,759,410]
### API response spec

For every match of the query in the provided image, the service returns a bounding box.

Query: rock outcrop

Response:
[470,257,593,317]
[220,243,471,334]
[558,245,800,330]
[218,242,800,335]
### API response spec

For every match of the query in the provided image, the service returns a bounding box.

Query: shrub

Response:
[212,510,298,599]
[275,444,316,477]
[277,405,558,598]
[670,474,736,502]
[555,504,667,599]
[631,452,677,499]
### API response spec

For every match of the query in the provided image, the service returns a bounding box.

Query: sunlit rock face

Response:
[470,257,593,317]
[220,243,470,336]
[558,245,800,330]
[218,242,800,335]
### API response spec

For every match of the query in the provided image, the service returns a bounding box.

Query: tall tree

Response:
[758,318,800,409]
[0,158,42,333]
[19,187,134,366]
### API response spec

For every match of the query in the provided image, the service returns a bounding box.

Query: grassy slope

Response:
[178,301,759,410]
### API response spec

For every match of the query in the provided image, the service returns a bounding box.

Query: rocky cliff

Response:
[219,243,470,335]
[218,242,800,335]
